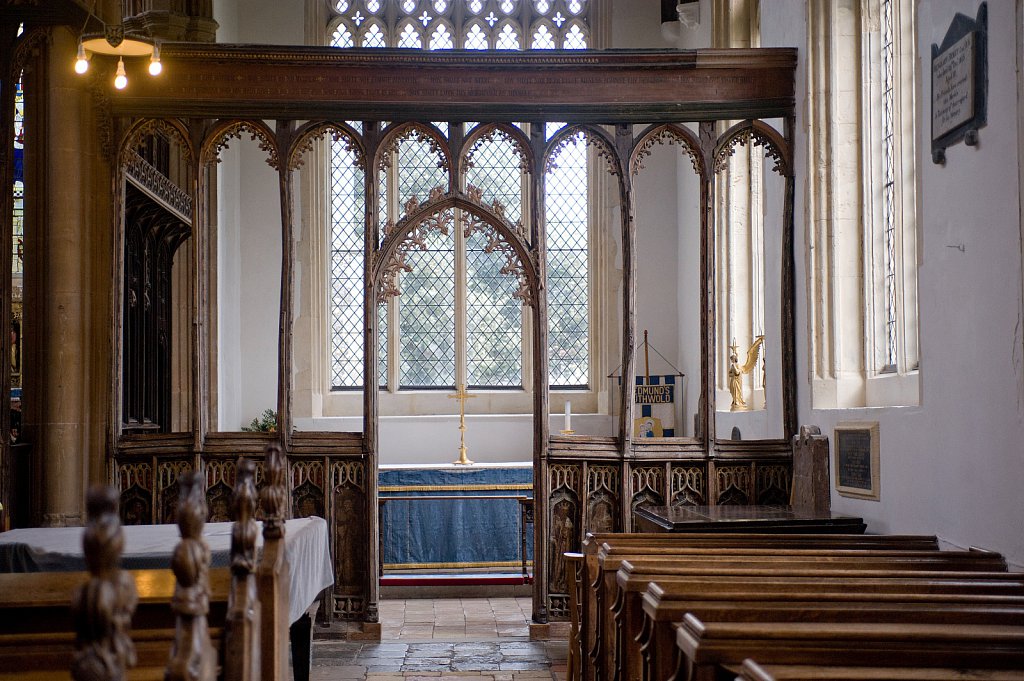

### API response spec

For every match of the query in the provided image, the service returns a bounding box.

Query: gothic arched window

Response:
[324,0,593,393]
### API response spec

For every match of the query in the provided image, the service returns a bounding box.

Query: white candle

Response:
[564,400,571,431]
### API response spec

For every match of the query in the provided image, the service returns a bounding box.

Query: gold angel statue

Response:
[728,336,765,411]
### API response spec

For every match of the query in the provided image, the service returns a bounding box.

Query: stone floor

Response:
[311,598,567,681]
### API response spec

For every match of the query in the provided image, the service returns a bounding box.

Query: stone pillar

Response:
[35,29,111,527]
[790,425,831,515]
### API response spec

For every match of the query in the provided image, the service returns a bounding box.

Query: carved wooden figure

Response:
[224,458,260,681]
[165,471,216,681]
[259,444,291,681]
[71,485,139,681]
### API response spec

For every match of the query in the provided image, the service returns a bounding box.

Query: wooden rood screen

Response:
[106,46,797,626]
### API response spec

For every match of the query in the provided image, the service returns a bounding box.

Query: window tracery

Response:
[323,0,592,394]
[325,0,589,49]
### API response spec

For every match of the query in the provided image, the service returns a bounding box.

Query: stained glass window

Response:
[13,75,24,276]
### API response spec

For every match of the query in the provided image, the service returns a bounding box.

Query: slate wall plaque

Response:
[834,421,880,500]
[931,3,987,164]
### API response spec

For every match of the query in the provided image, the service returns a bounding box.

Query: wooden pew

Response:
[736,657,1024,681]
[0,567,231,679]
[0,450,291,681]
[674,615,1024,681]
[592,548,1007,681]
[632,579,1024,681]
[578,533,942,681]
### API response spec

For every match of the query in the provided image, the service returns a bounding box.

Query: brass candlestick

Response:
[447,384,476,465]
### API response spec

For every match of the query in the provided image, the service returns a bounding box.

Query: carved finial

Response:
[224,459,261,681]
[72,486,138,681]
[232,459,258,575]
[465,184,484,204]
[260,444,288,540]
[257,444,291,680]
[165,471,216,681]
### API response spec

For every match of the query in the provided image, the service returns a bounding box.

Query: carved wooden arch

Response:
[462,122,533,175]
[544,123,623,178]
[287,121,366,172]
[630,123,705,180]
[376,121,452,188]
[712,119,791,177]
[118,118,195,167]
[10,25,48,77]
[199,119,280,170]
[372,189,539,307]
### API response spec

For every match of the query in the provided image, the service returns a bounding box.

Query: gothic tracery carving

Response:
[713,125,787,176]
[671,465,705,506]
[289,123,365,172]
[120,119,194,166]
[462,206,532,305]
[207,121,280,169]
[378,124,450,175]
[465,125,531,172]
[378,186,533,302]
[546,126,621,178]
[631,126,703,178]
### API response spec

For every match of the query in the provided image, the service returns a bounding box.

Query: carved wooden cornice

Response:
[124,151,192,223]
[108,46,797,123]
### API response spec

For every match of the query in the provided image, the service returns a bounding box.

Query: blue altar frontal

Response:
[379,464,534,570]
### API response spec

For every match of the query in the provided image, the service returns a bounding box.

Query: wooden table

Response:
[633,505,866,534]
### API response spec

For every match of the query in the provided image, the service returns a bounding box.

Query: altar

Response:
[379,464,534,573]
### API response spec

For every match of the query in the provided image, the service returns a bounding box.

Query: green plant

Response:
[241,408,277,433]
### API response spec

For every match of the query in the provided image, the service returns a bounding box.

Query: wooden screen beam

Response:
[110,47,795,123]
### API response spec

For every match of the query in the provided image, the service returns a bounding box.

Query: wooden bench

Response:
[675,615,1024,681]
[632,576,1024,681]
[577,533,942,681]
[591,549,1007,681]
[0,568,231,679]
[736,658,1024,681]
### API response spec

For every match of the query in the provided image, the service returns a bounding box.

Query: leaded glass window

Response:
[326,0,589,49]
[325,0,592,393]
[546,124,589,387]
[329,141,367,389]
[399,220,456,387]
[880,0,897,371]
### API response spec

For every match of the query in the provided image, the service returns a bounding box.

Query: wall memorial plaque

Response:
[931,2,987,164]
[834,421,880,501]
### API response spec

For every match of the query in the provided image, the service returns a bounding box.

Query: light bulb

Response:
[74,41,89,74]
[114,57,127,90]
[148,43,161,76]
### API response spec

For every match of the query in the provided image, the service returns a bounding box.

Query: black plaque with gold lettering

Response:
[834,422,880,500]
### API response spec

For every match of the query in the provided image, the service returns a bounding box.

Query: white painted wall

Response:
[765,0,1024,568]
[213,1,297,429]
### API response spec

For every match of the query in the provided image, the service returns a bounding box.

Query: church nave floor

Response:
[311,598,567,681]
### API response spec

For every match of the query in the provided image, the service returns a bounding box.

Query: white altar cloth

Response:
[0,517,333,624]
